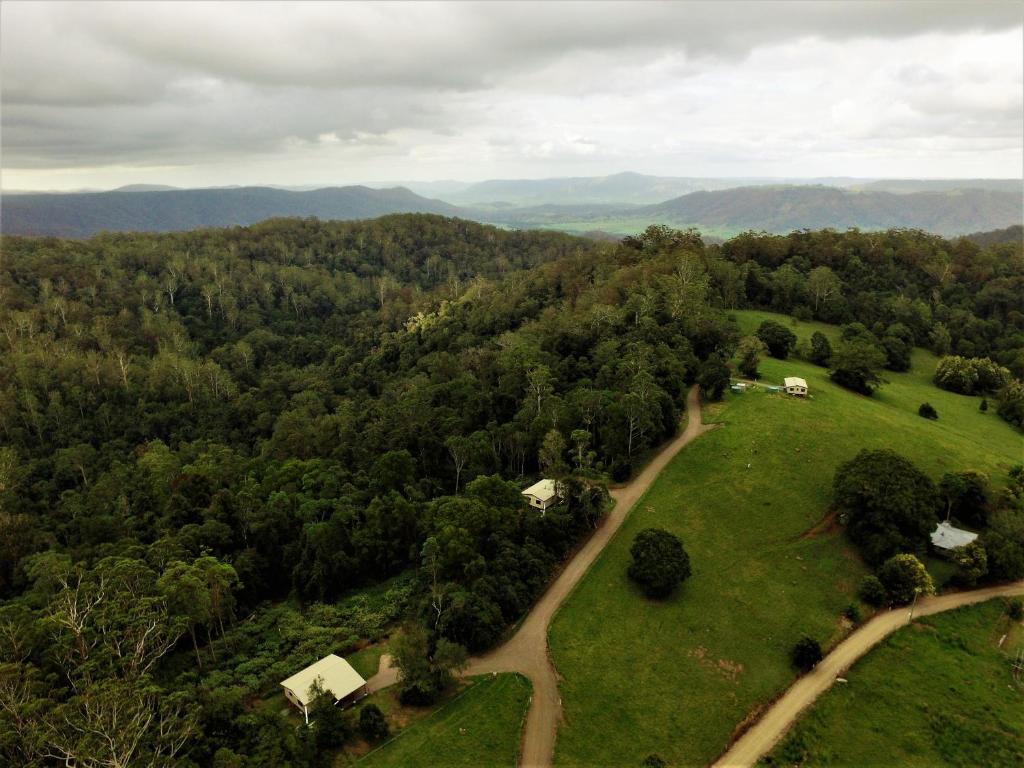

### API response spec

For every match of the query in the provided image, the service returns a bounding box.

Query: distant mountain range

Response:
[1,185,461,238]
[1,174,1020,239]
[625,185,1023,237]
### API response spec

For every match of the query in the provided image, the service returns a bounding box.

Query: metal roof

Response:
[280,654,366,706]
[783,377,808,388]
[522,478,557,502]
[930,521,979,551]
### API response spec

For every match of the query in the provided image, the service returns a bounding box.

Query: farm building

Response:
[280,654,367,723]
[783,377,808,396]
[930,521,978,557]
[522,478,561,513]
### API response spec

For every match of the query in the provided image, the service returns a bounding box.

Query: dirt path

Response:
[462,384,716,768]
[713,580,1024,768]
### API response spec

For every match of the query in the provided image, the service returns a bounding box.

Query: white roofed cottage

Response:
[522,479,561,514]
[783,377,808,396]
[280,654,367,723]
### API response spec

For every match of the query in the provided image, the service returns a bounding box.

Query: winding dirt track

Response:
[713,580,1024,768]
[462,385,716,768]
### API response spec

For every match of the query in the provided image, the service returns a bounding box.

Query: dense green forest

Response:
[0,215,1021,766]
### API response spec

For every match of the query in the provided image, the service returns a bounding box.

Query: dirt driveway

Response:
[712,580,1024,768]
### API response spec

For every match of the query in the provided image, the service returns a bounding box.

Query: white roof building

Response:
[280,654,367,722]
[930,521,978,553]
[522,479,560,513]
[783,376,808,395]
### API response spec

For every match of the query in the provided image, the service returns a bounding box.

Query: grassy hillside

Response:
[358,674,531,768]
[763,599,1024,767]
[549,311,1021,768]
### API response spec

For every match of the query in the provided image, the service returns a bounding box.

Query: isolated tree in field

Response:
[833,449,938,564]
[918,402,938,420]
[756,320,797,359]
[628,528,691,599]
[791,636,823,672]
[698,354,730,402]
[736,336,768,379]
[358,703,390,742]
[828,338,887,395]
[809,331,832,366]
[877,554,934,605]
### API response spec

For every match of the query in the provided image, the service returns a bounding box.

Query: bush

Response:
[642,755,667,768]
[791,636,823,672]
[857,575,888,607]
[627,528,692,599]
[359,704,390,742]
[934,356,1011,395]
[1007,598,1023,621]
[997,380,1024,428]
[980,398,989,413]
[918,402,938,420]
[877,554,935,606]
[842,603,862,623]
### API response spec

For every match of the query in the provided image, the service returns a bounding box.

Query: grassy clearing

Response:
[358,674,531,768]
[763,599,1024,767]
[549,310,1021,767]
[347,643,389,680]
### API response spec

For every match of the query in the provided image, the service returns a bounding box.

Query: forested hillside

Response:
[0,216,1021,766]
[1,185,462,237]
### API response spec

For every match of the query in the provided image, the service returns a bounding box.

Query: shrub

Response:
[877,554,935,606]
[918,402,938,420]
[1007,598,1023,621]
[997,380,1024,428]
[980,398,989,413]
[627,528,692,599]
[857,575,888,607]
[642,755,668,768]
[791,636,823,672]
[842,603,862,623]
[359,704,390,742]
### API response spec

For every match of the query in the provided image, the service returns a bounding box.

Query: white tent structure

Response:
[280,654,367,723]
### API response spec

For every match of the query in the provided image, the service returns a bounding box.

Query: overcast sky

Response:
[2,1,1022,190]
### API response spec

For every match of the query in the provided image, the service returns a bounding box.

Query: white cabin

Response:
[522,479,560,513]
[280,654,367,723]
[783,376,808,396]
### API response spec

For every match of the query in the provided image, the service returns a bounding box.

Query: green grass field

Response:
[347,643,389,680]
[763,599,1024,767]
[549,310,1021,767]
[358,674,531,768]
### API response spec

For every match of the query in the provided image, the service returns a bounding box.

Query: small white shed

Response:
[522,479,560,513]
[783,377,808,396]
[280,654,367,723]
